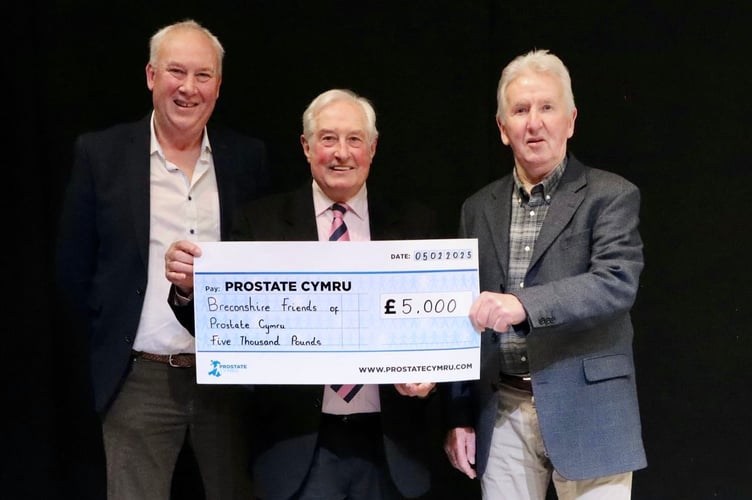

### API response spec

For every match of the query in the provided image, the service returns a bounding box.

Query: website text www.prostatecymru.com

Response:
[357,363,472,374]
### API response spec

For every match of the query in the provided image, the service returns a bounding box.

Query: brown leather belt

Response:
[499,372,532,392]
[132,350,195,368]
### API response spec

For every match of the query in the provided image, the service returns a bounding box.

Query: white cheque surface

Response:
[193,239,479,384]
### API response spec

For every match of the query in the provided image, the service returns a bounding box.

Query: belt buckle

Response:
[168,354,181,368]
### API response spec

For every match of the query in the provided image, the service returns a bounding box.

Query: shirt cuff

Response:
[172,286,193,305]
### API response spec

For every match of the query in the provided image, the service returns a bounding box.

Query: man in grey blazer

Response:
[56,20,270,499]
[166,89,438,499]
[443,49,647,499]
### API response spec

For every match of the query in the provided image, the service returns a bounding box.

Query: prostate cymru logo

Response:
[208,360,222,377]
[207,360,248,378]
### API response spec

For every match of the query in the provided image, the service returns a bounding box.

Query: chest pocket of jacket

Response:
[561,229,591,251]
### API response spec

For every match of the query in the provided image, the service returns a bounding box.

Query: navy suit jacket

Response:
[57,114,270,413]
[443,154,647,480]
[172,183,440,499]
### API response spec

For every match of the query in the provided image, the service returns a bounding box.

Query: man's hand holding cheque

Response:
[165,240,202,296]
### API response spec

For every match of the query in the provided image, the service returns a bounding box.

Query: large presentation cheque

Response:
[193,238,480,384]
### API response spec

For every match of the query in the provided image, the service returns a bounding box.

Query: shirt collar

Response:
[312,180,368,220]
[149,111,212,160]
[513,155,567,206]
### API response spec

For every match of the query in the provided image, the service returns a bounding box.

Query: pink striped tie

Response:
[329,203,359,400]
[328,203,350,241]
[330,384,364,402]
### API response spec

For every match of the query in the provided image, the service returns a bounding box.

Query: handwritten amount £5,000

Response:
[380,292,474,319]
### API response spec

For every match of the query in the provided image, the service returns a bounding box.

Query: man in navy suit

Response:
[56,19,270,499]
[442,49,647,499]
[166,89,438,499]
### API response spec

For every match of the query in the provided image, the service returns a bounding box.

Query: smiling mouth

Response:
[175,100,198,108]
[329,165,354,171]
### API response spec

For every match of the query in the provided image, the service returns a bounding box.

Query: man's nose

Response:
[179,74,198,93]
[527,109,542,129]
[333,139,351,158]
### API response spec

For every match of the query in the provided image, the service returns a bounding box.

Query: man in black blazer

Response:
[56,20,270,499]
[166,89,438,499]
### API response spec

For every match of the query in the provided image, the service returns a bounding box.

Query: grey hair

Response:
[302,89,378,144]
[149,19,225,77]
[496,49,575,122]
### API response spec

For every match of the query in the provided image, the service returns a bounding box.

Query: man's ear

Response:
[497,116,510,146]
[301,135,312,162]
[567,107,577,139]
[145,63,156,91]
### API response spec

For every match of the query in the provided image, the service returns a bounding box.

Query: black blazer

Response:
[173,183,441,499]
[56,114,270,413]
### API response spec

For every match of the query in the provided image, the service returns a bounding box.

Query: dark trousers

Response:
[294,413,402,500]
[102,356,253,500]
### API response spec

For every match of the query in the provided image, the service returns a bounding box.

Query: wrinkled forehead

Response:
[507,70,564,97]
[313,101,369,134]
[158,29,219,69]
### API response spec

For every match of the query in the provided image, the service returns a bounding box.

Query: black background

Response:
[7,1,750,499]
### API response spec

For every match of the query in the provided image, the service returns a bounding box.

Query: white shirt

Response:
[132,113,220,354]
[312,180,381,415]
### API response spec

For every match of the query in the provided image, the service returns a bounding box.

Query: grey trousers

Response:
[102,356,253,500]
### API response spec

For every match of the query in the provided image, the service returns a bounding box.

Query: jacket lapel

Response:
[367,193,394,240]
[528,155,586,270]
[211,128,230,239]
[127,116,152,269]
[483,178,513,287]
[285,184,319,241]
